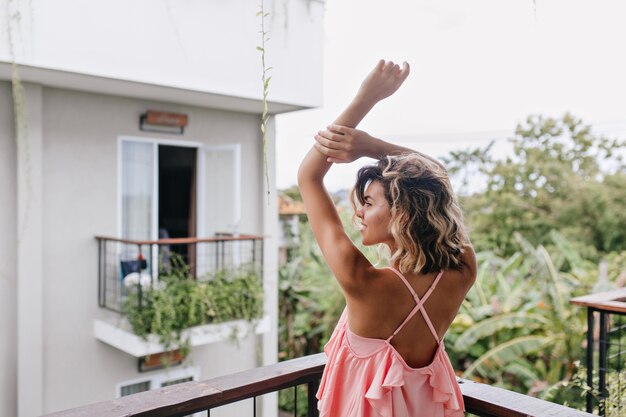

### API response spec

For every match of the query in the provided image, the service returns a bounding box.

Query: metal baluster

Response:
[253,396,257,417]
[617,314,623,415]
[307,380,320,417]
[599,311,608,416]
[217,240,221,270]
[98,239,104,307]
[294,385,298,417]
[586,308,595,413]
[252,240,256,265]
[137,244,143,312]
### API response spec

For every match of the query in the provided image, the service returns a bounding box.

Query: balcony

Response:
[44,353,596,417]
[94,235,269,357]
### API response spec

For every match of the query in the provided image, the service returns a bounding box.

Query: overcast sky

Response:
[275,0,626,191]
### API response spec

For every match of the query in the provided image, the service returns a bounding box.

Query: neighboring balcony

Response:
[93,235,270,358]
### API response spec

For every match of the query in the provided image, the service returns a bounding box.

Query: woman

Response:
[297,60,477,417]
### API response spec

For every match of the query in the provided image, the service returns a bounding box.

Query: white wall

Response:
[0,0,324,108]
[37,87,266,413]
[0,81,18,417]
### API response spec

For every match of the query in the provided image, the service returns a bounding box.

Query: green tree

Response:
[444,113,626,256]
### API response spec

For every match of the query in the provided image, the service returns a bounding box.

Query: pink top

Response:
[316,268,464,417]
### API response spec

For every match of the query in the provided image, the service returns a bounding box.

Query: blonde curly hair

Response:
[351,153,469,274]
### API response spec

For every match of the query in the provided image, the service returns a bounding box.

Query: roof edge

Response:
[0,62,312,115]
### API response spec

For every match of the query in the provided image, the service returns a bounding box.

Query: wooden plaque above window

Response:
[140,110,188,134]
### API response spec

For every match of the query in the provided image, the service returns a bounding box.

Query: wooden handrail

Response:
[44,353,595,417]
[95,234,264,245]
[570,287,626,314]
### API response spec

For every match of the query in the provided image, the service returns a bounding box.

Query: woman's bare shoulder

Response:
[429,246,477,297]
[459,244,477,283]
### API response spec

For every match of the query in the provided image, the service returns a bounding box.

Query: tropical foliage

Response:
[448,233,594,399]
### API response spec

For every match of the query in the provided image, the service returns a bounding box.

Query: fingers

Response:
[380,59,410,79]
[399,61,410,81]
[317,129,346,142]
[382,60,396,73]
[327,124,352,135]
[315,132,342,150]
[313,142,348,162]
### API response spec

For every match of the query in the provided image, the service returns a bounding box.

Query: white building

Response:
[0,1,324,416]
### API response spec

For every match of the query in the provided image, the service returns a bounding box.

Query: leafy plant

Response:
[448,232,605,403]
[122,255,264,359]
[556,361,626,417]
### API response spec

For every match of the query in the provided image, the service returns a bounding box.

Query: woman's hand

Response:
[356,60,410,105]
[314,125,379,163]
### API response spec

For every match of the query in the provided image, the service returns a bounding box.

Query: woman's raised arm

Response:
[297,60,409,293]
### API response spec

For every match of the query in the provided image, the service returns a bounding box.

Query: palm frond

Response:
[462,335,550,378]
[537,245,566,317]
[454,313,548,351]
[503,361,542,386]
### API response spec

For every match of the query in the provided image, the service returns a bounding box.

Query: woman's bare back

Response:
[346,253,475,368]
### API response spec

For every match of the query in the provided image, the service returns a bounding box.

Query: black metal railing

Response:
[43,353,596,417]
[571,288,626,416]
[96,234,264,313]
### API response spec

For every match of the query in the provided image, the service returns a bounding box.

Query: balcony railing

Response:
[96,234,264,313]
[571,288,626,416]
[44,353,595,417]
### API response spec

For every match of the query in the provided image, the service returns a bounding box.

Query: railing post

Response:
[252,239,256,265]
[137,243,143,312]
[598,311,608,416]
[98,238,104,307]
[307,379,319,417]
[586,308,594,413]
[215,239,219,272]
[221,240,225,270]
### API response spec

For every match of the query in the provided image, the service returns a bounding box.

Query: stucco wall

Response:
[40,87,265,413]
[0,0,324,108]
[0,81,18,417]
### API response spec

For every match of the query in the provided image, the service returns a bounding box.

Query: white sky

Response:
[275,0,626,191]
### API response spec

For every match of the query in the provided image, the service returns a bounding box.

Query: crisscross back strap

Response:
[386,267,444,343]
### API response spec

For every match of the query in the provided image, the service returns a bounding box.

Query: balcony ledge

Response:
[94,315,270,357]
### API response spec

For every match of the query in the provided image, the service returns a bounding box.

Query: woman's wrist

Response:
[333,96,376,129]
[352,92,380,110]
[368,138,413,159]
[366,137,387,159]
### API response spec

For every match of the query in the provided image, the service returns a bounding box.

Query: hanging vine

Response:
[257,0,272,200]
[5,0,32,243]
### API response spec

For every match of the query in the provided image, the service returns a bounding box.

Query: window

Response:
[118,137,242,278]
[118,137,241,240]
[119,380,150,397]
[117,366,200,397]
[117,367,202,415]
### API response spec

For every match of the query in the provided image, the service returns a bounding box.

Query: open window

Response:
[118,138,241,280]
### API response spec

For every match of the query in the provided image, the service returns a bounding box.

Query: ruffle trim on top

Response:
[363,346,465,417]
[423,348,465,417]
